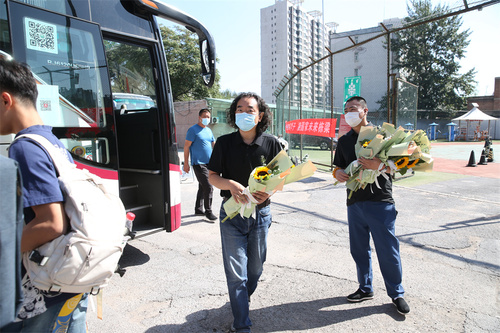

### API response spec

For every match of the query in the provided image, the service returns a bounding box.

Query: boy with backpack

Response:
[0,58,88,332]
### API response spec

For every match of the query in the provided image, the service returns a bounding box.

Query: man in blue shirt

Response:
[0,58,88,332]
[183,108,217,221]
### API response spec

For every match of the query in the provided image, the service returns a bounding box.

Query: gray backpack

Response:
[16,134,128,294]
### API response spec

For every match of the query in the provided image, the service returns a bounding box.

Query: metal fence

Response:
[272,0,497,169]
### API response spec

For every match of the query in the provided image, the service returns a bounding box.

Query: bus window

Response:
[17,16,106,128]
[8,2,113,166]
[112,93,156,112]
[105,40,157,112]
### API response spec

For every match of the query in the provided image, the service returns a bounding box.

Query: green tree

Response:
[219,89,238,99]
[391,0,476,112]
[161,26,221,101]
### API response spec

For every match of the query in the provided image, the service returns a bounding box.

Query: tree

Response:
[161,26,222,101]
[391,0,476,112]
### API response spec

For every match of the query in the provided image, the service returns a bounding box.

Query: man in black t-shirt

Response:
[333,96,410,316]
[208,93,281,332]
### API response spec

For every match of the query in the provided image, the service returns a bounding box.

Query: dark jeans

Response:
[192,164,213,213]
[347,201,404,299]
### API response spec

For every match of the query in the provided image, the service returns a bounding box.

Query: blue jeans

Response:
[347,201,404,299]
[3,293,88,333]
[219,203,272,332]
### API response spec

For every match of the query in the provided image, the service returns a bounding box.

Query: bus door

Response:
[104,38,179,233]
[4,1,178,234]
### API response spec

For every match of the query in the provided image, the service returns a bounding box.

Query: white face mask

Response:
[201,118,210,126]
[344,112,362,127]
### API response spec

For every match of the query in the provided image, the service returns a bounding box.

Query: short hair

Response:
[345,96,367,109]
[199,108,210,116]
[227,92,271,135]
[0,59,38,107]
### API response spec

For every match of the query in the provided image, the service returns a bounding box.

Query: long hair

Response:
[227,92,271,135]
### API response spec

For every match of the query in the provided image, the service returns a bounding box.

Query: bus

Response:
[0,0,216,236]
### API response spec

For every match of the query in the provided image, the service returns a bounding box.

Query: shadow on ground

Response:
[145,296,403,333]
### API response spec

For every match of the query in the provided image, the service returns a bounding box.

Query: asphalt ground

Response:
[87,141,500,333]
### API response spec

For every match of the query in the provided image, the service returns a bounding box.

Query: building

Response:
[329,18,402,115]
[467,77,500,118]
[260,0,333,108]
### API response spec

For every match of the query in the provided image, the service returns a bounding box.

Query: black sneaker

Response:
[205,212,217,221]
[194,209,205,216]
[392,297,410,315]
[347,289,374,302]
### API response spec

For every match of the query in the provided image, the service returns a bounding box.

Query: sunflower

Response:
[395,157,409,169]
[254,166,271,181]
[405,158,419,169]
[361,140,372,148]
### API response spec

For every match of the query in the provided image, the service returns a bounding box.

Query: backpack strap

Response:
[14,134,73,175]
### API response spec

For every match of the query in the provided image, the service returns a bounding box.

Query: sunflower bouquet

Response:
[222,150,317,222]
[337,123,433,198]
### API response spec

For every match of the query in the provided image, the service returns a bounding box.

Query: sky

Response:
[160,0,500,98]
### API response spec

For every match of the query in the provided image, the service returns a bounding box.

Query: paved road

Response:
[87,143,500,332]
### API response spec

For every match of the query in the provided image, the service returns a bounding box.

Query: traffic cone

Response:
[478,149,488,165]
[466,150,477,167]
[487,147,494,162]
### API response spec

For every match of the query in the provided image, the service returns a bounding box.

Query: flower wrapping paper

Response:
[340,123,433,197]
[223,150,317,222]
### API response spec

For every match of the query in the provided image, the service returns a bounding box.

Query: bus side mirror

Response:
[200,39,215,87]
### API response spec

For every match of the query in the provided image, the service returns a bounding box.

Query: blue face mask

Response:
[201,118,210,126]
[235,113,258,132]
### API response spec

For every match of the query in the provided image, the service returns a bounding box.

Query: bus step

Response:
[120,184,139,191]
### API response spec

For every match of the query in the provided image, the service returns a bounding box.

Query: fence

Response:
[272,0,498,170]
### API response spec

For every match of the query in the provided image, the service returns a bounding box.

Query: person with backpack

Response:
[0,58,88,332]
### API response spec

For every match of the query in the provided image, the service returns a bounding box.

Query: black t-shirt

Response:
[333,128,394,206]
[208,131,282,199]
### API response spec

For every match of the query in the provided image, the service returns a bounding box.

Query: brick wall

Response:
[467,77,500,117]
[174,100,208,148]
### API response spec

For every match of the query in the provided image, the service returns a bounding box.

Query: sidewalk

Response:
[87,142,500,333]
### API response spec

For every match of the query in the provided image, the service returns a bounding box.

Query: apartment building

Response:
[329,18,402,113]
[261,0,332,108]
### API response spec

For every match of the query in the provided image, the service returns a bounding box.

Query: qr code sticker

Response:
[25,17,58,54]
[39,100,51,111]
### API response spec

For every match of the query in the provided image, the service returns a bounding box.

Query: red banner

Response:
[338,114,351,138]
[285,118,337,138]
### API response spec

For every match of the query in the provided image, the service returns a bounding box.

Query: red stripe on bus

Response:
[74,161,119,180]
[171,203,181,231]
[170,163,181,173]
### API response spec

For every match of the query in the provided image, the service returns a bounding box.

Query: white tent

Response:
[452,103,498,141]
